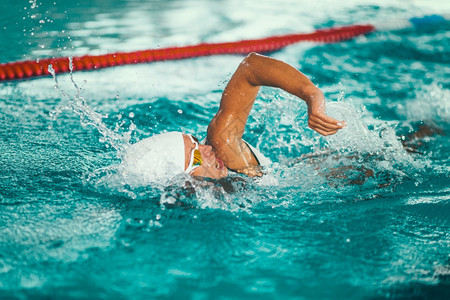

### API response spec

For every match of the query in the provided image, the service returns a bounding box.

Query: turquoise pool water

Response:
[1,0,449,299]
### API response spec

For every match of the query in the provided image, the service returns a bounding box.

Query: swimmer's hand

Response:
[307,94,345,136]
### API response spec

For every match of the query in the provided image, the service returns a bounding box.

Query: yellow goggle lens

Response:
[193,149,202,166]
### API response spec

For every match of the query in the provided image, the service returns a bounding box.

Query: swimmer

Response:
[123,53,345,180]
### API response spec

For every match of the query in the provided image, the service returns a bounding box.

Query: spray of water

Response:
[48,59,148,202]
[48,58,135,155]
[247,89,427,196]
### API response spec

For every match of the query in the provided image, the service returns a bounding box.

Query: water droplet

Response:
[30,0,37,9]
[47,64,55,76]
[68,56,73,72]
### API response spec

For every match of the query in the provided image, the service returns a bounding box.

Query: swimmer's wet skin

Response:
[125,53,345,180]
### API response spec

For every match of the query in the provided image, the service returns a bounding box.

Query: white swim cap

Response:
[121,131,186,184]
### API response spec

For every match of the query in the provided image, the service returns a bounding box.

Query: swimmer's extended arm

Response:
[207,52,345,173]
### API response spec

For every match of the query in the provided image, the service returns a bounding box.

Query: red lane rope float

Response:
[0,24,374,81]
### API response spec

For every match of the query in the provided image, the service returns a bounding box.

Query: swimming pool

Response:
[1,0,449,299]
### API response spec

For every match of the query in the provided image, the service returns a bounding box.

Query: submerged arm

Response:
[207,52,345,173]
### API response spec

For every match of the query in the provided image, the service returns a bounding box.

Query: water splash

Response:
[86,165,260,212]
[325,102,405,156]
[402,83,449,125]
[48,60,144,201]
[247,91,428,195]
[318,100,426,189]
[48,59,135,154]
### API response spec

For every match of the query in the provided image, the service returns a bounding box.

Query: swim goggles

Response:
[185,134,203,174]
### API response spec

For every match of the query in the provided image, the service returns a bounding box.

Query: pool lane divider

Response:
[0,24,376,81]
[0,14,447,81]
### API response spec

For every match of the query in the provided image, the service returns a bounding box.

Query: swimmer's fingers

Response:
[309,118,342,133]
[309,121,341,135]
[314,113,345,129]
[308,112,345,136]
[306,96,345,135]
[312,127,339,136]
[308,121,339,136]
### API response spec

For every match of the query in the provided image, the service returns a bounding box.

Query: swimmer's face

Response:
[183,134,228,179]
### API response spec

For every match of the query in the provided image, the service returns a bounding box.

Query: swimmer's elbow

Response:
[243,52,260,67]
[241,52,262,86]
[245,52,259,60]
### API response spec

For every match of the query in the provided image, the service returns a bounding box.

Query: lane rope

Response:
[0,25,375,81]
[1,14,448,81]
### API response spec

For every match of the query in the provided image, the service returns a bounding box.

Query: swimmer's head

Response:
[123,132,227,183]
[183,134,228,179]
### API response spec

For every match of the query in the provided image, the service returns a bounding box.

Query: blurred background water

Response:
[0,0,449,299]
